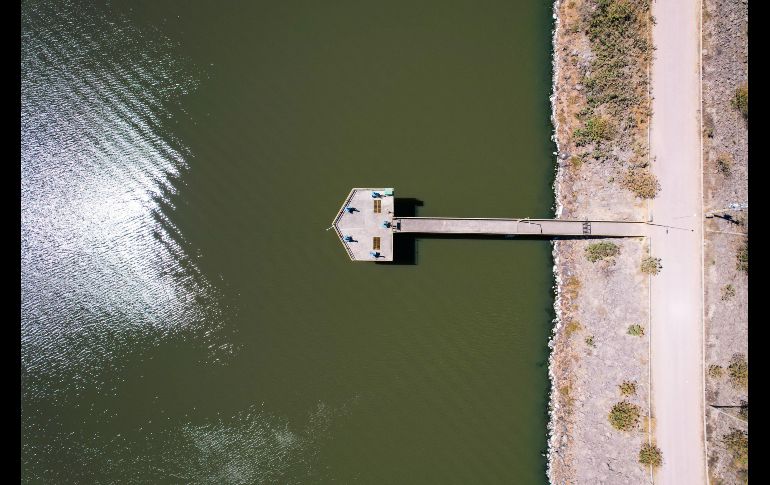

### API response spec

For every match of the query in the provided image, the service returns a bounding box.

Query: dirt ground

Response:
[701,0,749,483]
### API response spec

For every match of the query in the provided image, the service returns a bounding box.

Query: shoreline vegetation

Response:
[548,0,654,483]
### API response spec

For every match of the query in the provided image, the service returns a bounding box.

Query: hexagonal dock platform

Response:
[331,188,395,261]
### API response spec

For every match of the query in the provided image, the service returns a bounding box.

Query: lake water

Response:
[21,0,555,482]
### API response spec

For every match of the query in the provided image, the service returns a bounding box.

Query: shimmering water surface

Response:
[21,1,555,482]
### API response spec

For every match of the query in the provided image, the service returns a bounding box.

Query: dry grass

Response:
[720,284,735,301]
[622,168,660,199]
[619,380,637,396]
[727,354,748,390]
[731,83,748,120]
[565,320,583,338]
[559,384,576,409]
[715,153,733,176]
[639,442,663,467]
[722,428,748,470]
[640,256,662,275]
[585,241,620,262]
[563,276,582,301]
[609,401,641,431]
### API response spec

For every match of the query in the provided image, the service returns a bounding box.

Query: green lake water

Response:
[21,0,555,482]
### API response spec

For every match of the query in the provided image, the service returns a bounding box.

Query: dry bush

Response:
[608,400,641,431]
[722,428,748,470]
[639,442,663,467]
[640,256,662,275]
[570,155,584,170]
[585,241,620,262]
[731,83,748,120]
[565,320,583,338]
[715,153,733,176]
[736,239,748,273]
[559,384,575,409]
[563,276,582,301]
[619,380,637,396]
[622,168,660,199]
[703,112,715,138]
[573,116,615,146]
[728,354,748,390]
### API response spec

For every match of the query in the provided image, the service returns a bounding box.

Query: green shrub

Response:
[585,241,620,262]
[728,354,748,390]
[608,401,641,431]
[639,442,663,467]
[721,284,736,300]
[736,240,748,273]
[627,324,644,336]
[708,364,723,379]
[641,256,662,275]
[731,84,748,119]
[622,168,660,199]
[619,381,637,396]
[722,428,748,469]
[585,335,596,347]
[573,116,614,146]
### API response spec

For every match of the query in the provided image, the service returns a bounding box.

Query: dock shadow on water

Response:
[378,197,423,265]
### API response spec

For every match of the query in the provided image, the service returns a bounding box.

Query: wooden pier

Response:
[331,188,647,262]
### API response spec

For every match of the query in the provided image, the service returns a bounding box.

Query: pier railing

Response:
[331,189,358,261]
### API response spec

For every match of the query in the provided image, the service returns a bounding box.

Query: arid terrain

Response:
[701,0,749,483]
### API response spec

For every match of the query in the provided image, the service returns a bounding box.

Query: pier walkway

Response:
[394,217,647,237]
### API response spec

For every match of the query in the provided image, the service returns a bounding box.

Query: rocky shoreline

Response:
[547,0,654,483]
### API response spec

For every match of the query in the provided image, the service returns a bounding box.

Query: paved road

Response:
[649,0,707,483]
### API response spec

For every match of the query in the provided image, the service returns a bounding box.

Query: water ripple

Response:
[21,0,229,405]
